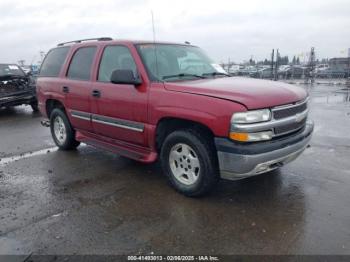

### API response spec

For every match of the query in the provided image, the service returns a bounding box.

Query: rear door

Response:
[90,44,148,145]
[37,47,70,116]
[61,46,97,132]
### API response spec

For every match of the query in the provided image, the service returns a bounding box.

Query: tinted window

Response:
[40,47,69,77]
[98,46,137,82]
[67,47,96,80]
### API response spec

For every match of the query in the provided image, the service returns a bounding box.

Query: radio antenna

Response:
[151,11,160,80]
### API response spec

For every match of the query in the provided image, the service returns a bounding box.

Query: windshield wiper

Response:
[202,72,230,77]
[162,73,206,80]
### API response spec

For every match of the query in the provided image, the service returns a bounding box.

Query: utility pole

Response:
[347,48,350,87]
[308,47,316,84]
[271,49,274,80]
[348,48,350,78]
[274,49,279,81]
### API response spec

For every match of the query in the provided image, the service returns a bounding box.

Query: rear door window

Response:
[39,47,69,77]
[67,47,97,81]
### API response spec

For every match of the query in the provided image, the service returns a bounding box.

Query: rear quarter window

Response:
[39,47,70,77]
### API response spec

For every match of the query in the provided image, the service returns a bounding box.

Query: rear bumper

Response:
[215,121,314,180]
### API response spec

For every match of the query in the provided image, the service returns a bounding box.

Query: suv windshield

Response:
[0,64,25,77]
[136,44,228,81]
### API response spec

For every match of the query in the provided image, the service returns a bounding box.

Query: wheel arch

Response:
[155,117,215,153]
[46,99,66,118]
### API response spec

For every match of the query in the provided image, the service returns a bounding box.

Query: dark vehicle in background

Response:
[278,66,309,79]
[0,63,38,111]
[316,68,348,78]
[237,65,257,76]
[250,67,272,79]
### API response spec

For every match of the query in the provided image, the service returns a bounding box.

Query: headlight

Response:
[230,109,273,142]
[231,109,271,123]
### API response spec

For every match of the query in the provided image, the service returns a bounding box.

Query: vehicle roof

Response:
[55,38,196,48]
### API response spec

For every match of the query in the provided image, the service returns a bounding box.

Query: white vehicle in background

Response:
[315,64,329,73]
[228,65,240,75]
[279,65,291,72]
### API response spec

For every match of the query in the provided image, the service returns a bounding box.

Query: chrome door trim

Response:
[91,114,144,132]
[71,110,91,121]
[70,110,144,132]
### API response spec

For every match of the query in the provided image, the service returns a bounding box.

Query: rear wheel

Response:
[50,108,80,150]
[160,129,219,197]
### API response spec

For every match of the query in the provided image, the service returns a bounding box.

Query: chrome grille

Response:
[273,100,308,120]
[274,118,307,135]
[230,97,310,140]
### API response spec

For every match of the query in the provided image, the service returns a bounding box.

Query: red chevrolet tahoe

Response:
[37,37,314,196]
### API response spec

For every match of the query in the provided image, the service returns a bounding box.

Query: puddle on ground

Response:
[312,90,350,104]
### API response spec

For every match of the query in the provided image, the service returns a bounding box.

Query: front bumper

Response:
[215,121,314,180]
[0,90,36,108]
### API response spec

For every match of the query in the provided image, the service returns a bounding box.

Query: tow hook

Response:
[41,120,50,127]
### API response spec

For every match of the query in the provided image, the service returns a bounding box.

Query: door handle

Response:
[62,86,70,93]
[92,90,101,98]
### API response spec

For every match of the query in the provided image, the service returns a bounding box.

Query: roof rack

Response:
[57,37,113,46]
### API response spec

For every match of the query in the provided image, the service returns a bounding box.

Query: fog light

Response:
[256,164,269,173]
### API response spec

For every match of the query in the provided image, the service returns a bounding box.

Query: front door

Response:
[91,45,148,146]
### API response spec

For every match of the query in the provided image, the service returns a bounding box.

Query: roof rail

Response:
[57,37,113,46]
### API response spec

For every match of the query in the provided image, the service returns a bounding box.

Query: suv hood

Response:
[164,77,307,110]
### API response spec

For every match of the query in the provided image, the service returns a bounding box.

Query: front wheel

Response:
[160,130,219,197]
[30,101,39,112]
[50,108,80,150]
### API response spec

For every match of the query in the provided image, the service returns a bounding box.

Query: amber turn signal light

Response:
[229,132,249,142]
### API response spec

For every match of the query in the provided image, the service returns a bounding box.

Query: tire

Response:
[50,108,80,150]
[160,129,219,197]
[30,102,39,112]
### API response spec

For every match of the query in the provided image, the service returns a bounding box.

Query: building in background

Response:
[328,58,349,73]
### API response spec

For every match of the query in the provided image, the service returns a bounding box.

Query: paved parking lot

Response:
[0,84,349,255]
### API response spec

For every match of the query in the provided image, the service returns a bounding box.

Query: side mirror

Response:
[110,69,142,86]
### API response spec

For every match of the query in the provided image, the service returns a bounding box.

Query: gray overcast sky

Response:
[0,0,349,64]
